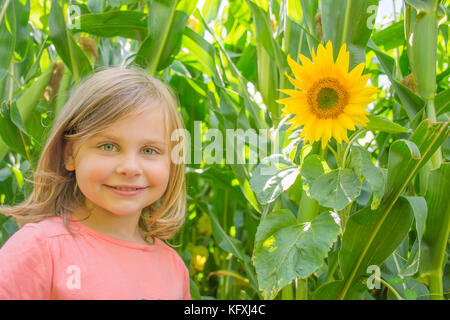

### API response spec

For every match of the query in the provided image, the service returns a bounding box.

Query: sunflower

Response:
[277,41,378,149]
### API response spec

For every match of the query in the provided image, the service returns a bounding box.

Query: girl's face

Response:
[64,105,171,218]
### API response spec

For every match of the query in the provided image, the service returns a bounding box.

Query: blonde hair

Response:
[0,66,187,242]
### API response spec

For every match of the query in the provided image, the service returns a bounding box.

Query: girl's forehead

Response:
[93,104,170,138]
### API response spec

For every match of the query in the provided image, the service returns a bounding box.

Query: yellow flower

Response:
[196,213,212,236]
[190,246,209,272]
[277,41,378,149]
[186,16,199,32]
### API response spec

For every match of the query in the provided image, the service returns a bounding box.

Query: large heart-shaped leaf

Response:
[250,154,299,205]
[253,210,340,299]
[310,168,361,211]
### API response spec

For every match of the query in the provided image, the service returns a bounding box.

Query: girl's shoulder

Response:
[22,215,71,237]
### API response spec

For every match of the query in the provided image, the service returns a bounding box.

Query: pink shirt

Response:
[0,216,191,300]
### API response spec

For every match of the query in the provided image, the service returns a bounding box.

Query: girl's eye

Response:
[143,147,157,155]
[100,144,117,152]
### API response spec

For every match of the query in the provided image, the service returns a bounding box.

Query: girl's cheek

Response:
[147,159,171,184]
[79,156,115,181]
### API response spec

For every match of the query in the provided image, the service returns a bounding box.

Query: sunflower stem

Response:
[327,144,338,163]
[342,129,367,168]
[337,143,344,168]
[295,278,308,300]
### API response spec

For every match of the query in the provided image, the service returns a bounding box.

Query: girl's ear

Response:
[63,141,75,171]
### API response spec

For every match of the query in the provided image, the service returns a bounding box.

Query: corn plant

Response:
[0,0,448,300]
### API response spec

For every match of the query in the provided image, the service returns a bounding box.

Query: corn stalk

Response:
[405,0,447,300]
[405,0,442,168]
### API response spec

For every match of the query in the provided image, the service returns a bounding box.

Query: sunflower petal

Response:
[278,88,302,96]
[336,43,349,74]
[298,53,313,68]
[325,41,334,64]
[347,63,366,87]
[277,96,303,105]
[341,128,350,143]
[332,124,343,144]
[314,121,325,142]
[344,105,368,116]
[285,73,307,91]
[322,118,333,146]
[338,113,356,131]
[287,57,308,89]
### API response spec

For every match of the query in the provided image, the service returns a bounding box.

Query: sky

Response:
[376,0,404,26]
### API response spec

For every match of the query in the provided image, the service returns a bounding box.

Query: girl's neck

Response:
[71,205,153,245]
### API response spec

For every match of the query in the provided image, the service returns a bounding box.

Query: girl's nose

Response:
[115,155,143,177]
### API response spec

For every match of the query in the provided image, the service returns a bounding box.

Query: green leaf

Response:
[405,0,433,11]
[73,11,148,40]
[230,164,262,213]
[419,163,450,287]
[398,196,427,276]
[49,0,92,82]
[372,20,405,51]
[108,0,138,8]
[330,120,449,299]
[310,168,361,211]
[204,205,259,293]
[0,101,30,157]
[366,114,409,134]
[250,154,299,204]
[287,0,302,24]
[257,43,280,123]
[300,154,325,181]
[135,0,194,74]
[312,280,366,300]
[404,288,418,300]
[202,0,221,23]
[10,0,30,61]
[338,197,415,297]
[349,146,386,210]
[321,0,378,67]
[299,0,318,36]
[0,167,12,182]
[436,88,450,116]
[0,0,15,81]
[182,27,217,78]
[367,39,424,120]
[196,10,267,131]
[17,62,54,122]
[8,163,24,189]
[246,0,288,73]
[253,210,340,299]
[0,62,54,160]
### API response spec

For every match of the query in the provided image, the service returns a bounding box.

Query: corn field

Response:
[0,0,449,300]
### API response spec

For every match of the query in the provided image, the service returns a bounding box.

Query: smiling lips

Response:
[107,185,148,191]
[105,185,148,196]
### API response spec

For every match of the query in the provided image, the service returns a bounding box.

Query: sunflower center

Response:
[317,88,339,110]
[307,78,349,119]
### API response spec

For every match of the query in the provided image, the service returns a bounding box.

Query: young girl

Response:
[0,67,190,300]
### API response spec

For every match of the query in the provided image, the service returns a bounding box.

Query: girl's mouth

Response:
[105,185,148,196]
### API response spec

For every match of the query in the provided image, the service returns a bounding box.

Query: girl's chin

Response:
[104,209,144,216]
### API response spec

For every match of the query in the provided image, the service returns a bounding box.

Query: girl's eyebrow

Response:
[94,134,167,147]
